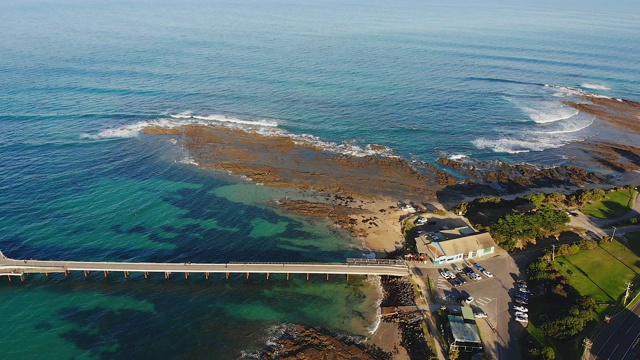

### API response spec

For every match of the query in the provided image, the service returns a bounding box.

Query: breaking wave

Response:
[581,83,611,91]
[170,112,278,127]
[81,113,397,158]
[512,98,579,124]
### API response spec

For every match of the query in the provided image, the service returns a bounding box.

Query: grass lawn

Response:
[554,240,640,318]
[581,188,637,219]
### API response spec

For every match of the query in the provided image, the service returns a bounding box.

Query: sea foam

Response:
[581,83,612,91]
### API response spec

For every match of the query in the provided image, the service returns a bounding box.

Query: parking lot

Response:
[412,250,526,359]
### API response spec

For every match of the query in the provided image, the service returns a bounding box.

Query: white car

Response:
[472,273,482,280]
[482,270,494,278]
[515,311,529,319]
[444,270,455,279]
[513,306,528,313]
[465,296,475,303]
[474,312,487,318]
[515,315,529,323]
[415,216,428,226]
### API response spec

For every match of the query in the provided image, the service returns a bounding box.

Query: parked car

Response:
[517,282,528,290]
[444,269,455,279]
[515,293,530,300]
[465,296,475,304]
[474,263,485,272]
[464,266,474,274]
[515,315,529,323]
[513,305,528,313]
[518,287,531,294]
[451,263,462,273]
[471,273,482,281]
[414,216,428,226]
[449,277,461,287]
[516,280,527,287]
[438,269,449,279]
[515,311,529,319]
[456,274,467,284]
[482,270,494,278]
[515,298,529,305]
[474,312,488,318]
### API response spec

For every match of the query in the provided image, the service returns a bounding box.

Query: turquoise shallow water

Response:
[1,0,640,358]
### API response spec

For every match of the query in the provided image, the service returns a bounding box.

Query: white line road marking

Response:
[608,344,620,360]
[621,332,640,360]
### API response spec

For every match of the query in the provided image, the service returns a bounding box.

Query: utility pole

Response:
[552,244,555,261]
[611,227,618,242]
[624,282,631,305]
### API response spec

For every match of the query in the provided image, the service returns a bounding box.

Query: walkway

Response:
[0,252,410,278]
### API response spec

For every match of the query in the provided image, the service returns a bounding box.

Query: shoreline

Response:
[138,93,640,357]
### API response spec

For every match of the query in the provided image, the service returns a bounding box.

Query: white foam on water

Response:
[171,113,278,127]
[81,112,278,140]
[542,115,595,134]
[519,101,579,124]
[366,275,383,335]
[80,120,158,139]
[448,154,468,161]
[83,112,398,159]
[581,83,611,91]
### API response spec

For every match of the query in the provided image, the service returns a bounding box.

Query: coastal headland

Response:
[140,91,640,358]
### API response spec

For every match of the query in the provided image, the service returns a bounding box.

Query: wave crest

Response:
[581,83,611,91]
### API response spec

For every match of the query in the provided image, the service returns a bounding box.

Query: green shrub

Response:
[579,239,598,250]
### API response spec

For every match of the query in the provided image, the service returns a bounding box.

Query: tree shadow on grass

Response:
[563,257,615,302]
[587,200,630,220]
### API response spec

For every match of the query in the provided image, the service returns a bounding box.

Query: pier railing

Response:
[0,251,410,281]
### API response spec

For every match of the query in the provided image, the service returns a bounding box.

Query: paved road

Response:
[0,252,410,277]
[589,300,640,360]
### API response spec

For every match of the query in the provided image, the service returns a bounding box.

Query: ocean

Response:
[1,0,639,358]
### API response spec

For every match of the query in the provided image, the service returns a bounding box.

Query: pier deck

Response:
[0,251,410,278]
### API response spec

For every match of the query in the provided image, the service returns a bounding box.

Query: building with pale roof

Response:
[414,226,496,264]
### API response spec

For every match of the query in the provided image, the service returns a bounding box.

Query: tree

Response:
[524,194,546,206]
[540,346,555,360]
[528,259,554,281]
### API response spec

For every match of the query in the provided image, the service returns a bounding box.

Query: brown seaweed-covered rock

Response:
[435,171,458,186]
[276,199,368,238]
[436,157,606,195]
[564,96,640,135]
[146,124,437,201]
[259,325,391,360]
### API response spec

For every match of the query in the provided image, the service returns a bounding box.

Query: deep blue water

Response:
[1,0,639,358]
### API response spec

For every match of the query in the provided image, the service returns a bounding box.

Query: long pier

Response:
[0,251,409,280]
